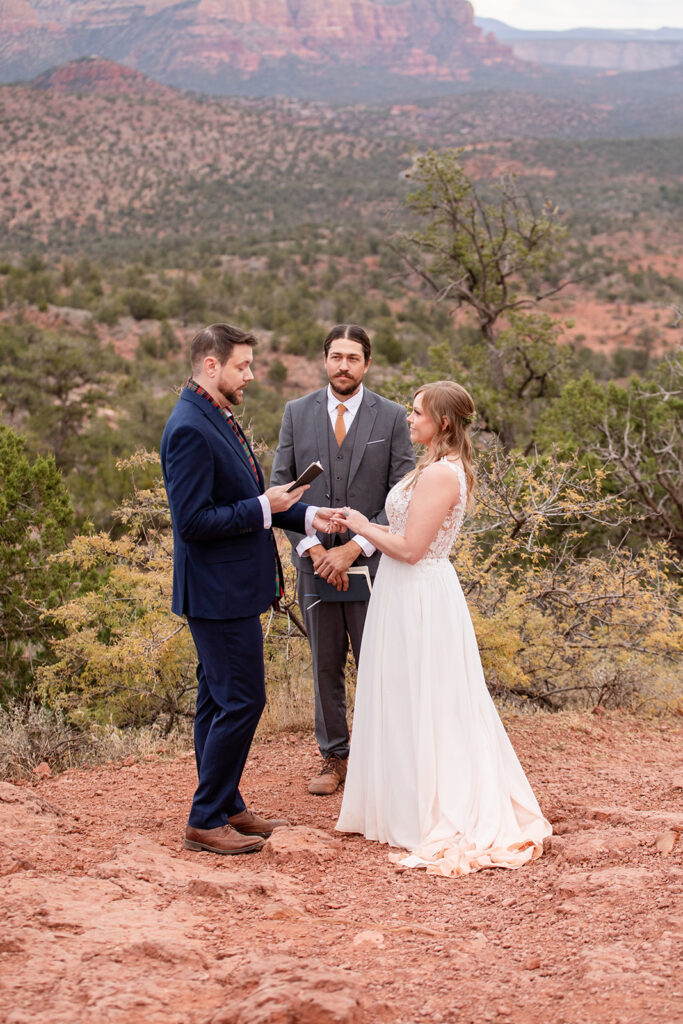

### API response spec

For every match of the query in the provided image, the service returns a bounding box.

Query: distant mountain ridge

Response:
[475,17,683,71]
[476,19,683,41]
[2,49,680,261]
[0,0,518,97]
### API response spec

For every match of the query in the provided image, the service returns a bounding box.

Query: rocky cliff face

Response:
[0,0,518,92]
[474,18,683,73]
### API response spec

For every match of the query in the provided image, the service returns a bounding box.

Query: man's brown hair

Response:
[190,323,257,373]
[323,324,371,364]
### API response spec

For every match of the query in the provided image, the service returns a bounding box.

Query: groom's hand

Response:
[265,483,307,513]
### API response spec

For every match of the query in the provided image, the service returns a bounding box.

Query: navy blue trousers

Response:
[186,615,266,830]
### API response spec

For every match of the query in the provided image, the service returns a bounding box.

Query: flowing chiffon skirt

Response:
[335,554,552,876]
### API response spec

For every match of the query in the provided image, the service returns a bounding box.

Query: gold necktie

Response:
[334,403,348,446]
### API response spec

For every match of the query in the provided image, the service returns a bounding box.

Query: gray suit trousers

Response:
[297,568,369,759]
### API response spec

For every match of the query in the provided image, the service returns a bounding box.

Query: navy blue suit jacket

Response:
[161,388,308,620]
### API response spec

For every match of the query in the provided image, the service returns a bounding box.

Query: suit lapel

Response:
[348,391,378,485]
[181,390,263,491]
[314,390,331,490]
[229,414,265,489]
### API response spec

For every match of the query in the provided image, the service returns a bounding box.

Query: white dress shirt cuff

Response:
[297,508,321,558]
[258,493,272,529]
[265,500,318,539]
[296,534,320,558]
[353,534,376,557]
[304,506,319,535]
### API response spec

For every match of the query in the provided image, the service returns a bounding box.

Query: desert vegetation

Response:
[0,76,681,778]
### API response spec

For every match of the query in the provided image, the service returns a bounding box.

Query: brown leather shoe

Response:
[308,755,348,796]
[228,809,290,839]
[184,823,265,855]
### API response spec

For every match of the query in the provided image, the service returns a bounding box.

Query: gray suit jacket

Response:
[270,386,415,574]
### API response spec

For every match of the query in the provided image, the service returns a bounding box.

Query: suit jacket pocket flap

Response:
[203,545,252,564]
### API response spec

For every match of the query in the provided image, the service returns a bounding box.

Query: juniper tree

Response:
[0,426,74,701]
[395,149,572,447]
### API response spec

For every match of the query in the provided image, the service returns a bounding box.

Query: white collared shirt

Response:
[327,382,364,433]
[297,383,375,560]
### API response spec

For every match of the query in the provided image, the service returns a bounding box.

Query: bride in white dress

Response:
[333,381,551,877]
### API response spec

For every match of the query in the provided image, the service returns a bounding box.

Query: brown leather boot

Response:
[228,809,290,838]
[308,755,348,796]
[184,823,265,855]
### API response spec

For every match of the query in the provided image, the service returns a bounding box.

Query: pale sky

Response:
[474,1,682,31]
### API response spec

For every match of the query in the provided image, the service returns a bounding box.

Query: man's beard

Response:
[331,375,360,396]
[219,384,243,405]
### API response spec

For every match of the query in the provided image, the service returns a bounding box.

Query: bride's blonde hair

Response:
[407,380,476,506]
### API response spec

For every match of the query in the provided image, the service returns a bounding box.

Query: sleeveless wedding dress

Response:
[336,459,552,876]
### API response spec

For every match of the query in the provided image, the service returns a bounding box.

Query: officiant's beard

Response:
[330,373,361,397]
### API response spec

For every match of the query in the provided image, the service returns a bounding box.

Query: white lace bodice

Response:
[386,459,468,562]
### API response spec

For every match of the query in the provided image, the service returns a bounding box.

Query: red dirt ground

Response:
[1,712,681,1024]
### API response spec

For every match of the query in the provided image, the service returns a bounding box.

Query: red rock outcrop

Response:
[0,0,519,90]
[29,56,174,95]
[30,55,173,95]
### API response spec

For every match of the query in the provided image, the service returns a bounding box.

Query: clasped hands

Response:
[265,485,368,590]
[309,507,369,591]
[315,507,370,537]
[264,483,348,537]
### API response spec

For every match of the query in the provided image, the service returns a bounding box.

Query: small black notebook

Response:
[312,566,372,603]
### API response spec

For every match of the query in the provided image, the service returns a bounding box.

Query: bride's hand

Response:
[332,507,370,534]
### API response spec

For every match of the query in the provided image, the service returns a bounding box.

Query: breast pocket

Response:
[362,439,388,464]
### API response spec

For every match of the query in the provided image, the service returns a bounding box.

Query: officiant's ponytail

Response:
[410,381,476,508]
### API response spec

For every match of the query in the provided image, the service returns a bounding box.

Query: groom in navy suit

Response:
[161,323,334,855]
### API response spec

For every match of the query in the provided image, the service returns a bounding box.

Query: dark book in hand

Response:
[286,461,324,492]
[312,566,372,603]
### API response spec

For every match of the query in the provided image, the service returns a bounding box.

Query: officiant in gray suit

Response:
[270,324,415,795]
